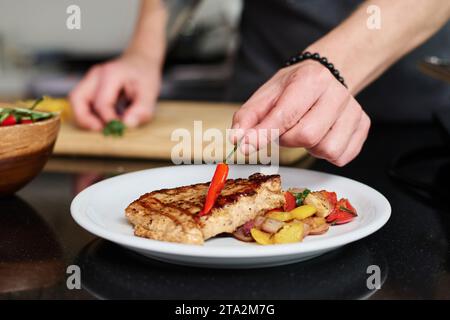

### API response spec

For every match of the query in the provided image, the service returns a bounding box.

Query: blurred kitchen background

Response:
[0,0,242,101]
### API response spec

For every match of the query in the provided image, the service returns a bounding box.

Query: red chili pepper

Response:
[284,191,297,211]
[198,163,229,217]
[1,114,17,126]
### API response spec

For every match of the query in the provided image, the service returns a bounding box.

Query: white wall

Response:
[0,0,140,55]
[0,0,242,56]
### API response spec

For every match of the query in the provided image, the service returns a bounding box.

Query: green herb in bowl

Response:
[0,98,54,127]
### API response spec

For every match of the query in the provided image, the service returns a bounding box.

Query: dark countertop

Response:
[1,123,449,300]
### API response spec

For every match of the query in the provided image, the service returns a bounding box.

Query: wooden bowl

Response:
[0,115,60,196]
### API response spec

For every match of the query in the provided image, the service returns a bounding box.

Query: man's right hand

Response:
[69,52,161,130]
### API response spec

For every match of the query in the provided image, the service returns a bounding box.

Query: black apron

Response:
[228,0,450,123]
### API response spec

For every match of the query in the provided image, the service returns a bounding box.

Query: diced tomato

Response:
[1,114,17,126]
[21,119,33,124]
[283,191,296,211]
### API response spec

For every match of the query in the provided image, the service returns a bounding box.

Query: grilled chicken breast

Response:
[125,173,285,245]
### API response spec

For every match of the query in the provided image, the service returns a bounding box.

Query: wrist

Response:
[303,44,358,91]
[124,44,164,63]
[122,48,164,72]
[124,1,167,73]
[285,51,347,88]
[304,18,387,95]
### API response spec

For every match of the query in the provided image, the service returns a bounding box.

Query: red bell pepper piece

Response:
[1,114,17,126]
[340,198,356,214]
[198,163,229,217]
[326,198,357,224]
[333,211,356,224]
[284,191,297,211]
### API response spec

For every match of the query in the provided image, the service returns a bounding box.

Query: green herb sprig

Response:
[339,206,356,215]
[292,188,311,206]
[103,120,126,137]
[0,97,53,124]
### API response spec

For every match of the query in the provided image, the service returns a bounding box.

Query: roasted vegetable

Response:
[273,222,304,244]
[266,211,292,222]
[326,198,357,225]
[290,205,317,220]
[309,223,329,235]
[233,226,254,242]
[303,217,329,235]
[292,188,311,206]
[240,188,356,245]
[261,218,285,234]
[251,228,273,245]
[304,190,337,217]
[253,216,266,228]
[283,191,297,211]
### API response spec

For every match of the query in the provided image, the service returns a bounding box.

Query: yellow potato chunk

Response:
[266,211,292,222]
[304,216,327,228]
[273,222,304,244]
[250,228,274,245]
[290,205,317,220]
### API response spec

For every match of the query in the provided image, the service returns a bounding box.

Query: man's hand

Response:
[231,61,370,166]
[231,0,450,166]
[69,52,161,130]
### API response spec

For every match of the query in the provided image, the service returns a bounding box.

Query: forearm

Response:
[124,0,167,68]
[306,0,450,94]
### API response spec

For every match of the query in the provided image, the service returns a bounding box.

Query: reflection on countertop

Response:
[0,196,64,297]
[76,239,387,299]
[1,123,449,299]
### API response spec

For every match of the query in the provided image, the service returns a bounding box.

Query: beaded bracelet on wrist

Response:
[285,51,347,88]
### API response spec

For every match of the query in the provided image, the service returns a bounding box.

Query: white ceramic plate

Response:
[71,165,391,269]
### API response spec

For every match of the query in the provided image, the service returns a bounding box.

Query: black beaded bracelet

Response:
[285,51,347,88]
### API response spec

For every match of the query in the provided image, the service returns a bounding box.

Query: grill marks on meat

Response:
[125,173,285,245]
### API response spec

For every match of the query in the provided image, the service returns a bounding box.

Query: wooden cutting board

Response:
[53,101,308,165]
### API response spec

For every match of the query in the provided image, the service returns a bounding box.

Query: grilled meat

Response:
[125,173,285,245]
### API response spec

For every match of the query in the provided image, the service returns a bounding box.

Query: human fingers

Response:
[333,112,371,166]
[278,80,350,148]
[92,63,123,123]
[240,62,328,153]
[306,98,363,163]
[69,66,103,131]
